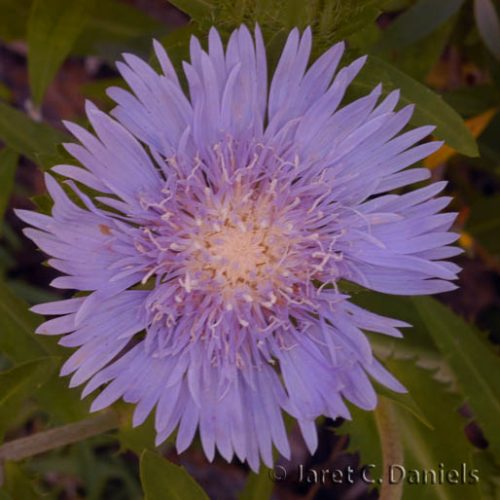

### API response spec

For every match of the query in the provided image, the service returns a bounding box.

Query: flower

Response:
[17,25,460,470]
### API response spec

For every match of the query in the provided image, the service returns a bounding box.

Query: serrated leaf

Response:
[350,56,479,157]
[239,469,274,500]
[27,0,94,105]
[0,357,56,440]
[340,340,478,500]
[375,383,433,429]
[474,0,500,61]
[0,149,18,231]
[413,297,500,462]
[374,0,465,53]
[384,359,481,500]
[350,292,452,381]
[0,101,67,165]
[140,450,209,500]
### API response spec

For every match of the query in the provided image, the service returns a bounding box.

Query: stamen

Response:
[136,137,345,363]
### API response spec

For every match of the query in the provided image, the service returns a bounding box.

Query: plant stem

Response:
[0,410,120,463]
[374,397,404,500]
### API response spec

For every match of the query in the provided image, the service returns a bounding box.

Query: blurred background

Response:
[0,0,499,498]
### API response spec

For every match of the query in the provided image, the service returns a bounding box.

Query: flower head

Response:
[18,25,460,470]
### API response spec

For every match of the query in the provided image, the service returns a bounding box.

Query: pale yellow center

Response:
[210,226,269,281]
[183,203,295,302]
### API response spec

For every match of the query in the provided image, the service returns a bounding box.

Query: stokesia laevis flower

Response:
[17,25,460,470]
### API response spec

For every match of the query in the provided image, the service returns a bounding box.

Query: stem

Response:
[0,410,120,463]
[374,397,404,500]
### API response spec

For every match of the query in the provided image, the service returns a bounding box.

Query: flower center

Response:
[185,202,294,303]
[207,225,269,283]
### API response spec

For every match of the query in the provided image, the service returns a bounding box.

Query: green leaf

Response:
[474,0,500,61]
[0,0,31,41]
[117,407,157,455]
[472,451,500,499]
[385,359,482,500]
[0,82,11,101]
[350,292,452,380]
[374,0,465,53]
[0,281,89,422]
[87,1,163,40]
[2,463,39,500]
[5,280,60,305]
[442,85,500,118]
[341,404,383,468]
[0,0,165,61]
[466,196,500,255]
[0,357,56,440]
[0,101,67,165]
[387,18,456,82]
[174,0,387,60]
[478,112,500,166]
[239,469,274,500]
[31,193,54,215]
[27,0,94,105]
[375,383,433,429]
[140,450,209,500]
[413,297,500,462]
[0,281,48,362]
[168,0,215,21]
[330,0,387,44]
[350,56,479,156]
[0,149,18,230]
[74,0,167,60]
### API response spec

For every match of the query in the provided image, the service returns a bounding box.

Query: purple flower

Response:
[17,25,460,470]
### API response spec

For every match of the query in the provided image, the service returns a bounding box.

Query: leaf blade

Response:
[239,469,274,500]
[0,101,67,165]
[374,0,465,53]
[0,281,89,422]
[0,358,56,440]
[168,0,215,21]
[474,0,500,61]
[27,0,94,104]
[140,450,209,500]
[0,149,18,231]
[413,297,500,461]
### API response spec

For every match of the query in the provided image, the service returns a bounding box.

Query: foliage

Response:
[0,0,499,498]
